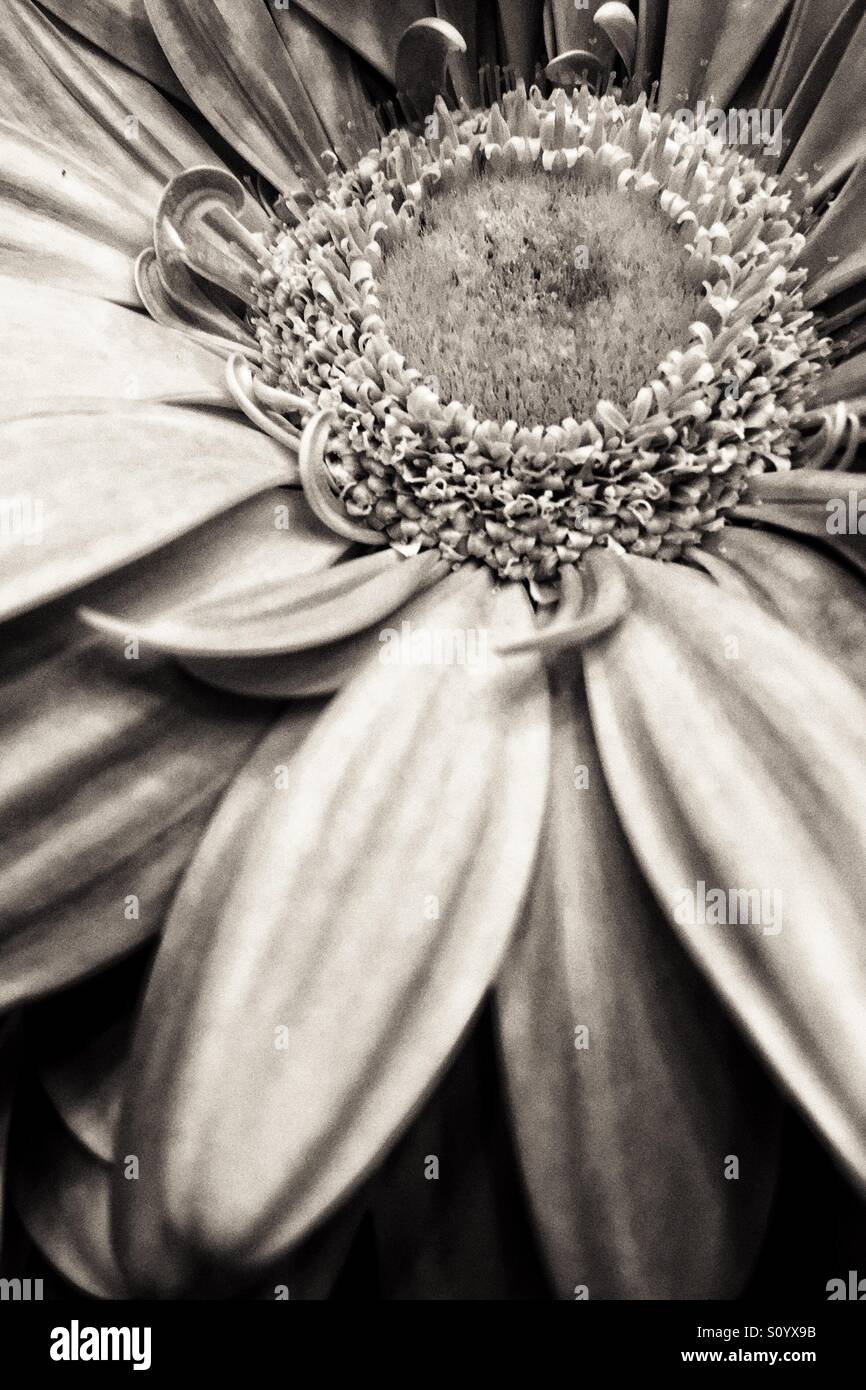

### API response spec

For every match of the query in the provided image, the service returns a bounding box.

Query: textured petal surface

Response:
[0,119,150,303]
[584,556,866,1186]
[498,673,780,1299]
[761,0,851,112]
[0,403,291,620]
[293,0,435,79]
[734,470,866,575]
[115,572,549,1292]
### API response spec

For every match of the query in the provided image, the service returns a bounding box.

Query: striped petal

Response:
[498,674,780,1299]
[584,556,866,1185]
[548,1,615,68]
[40,0,186,99]
[659,0,792,111]
[0,275,231,406]
[802,158,866,307]
[180,622,397,701]
[761,0,851,113]
[1,0,220,206]
[0,402,291,621]
[784,5,866,200]
[0,119,151,282]
[0,616,270,1009]
[773,0,863,174]
[144,0,340,188]
[114,571,549,1293]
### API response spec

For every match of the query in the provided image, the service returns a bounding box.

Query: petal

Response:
[41,1018,128,1163]
[548,1,615,68]
[39,0,187,100]
[114,571,550,1292]
[497,674,780,1299]
[706,524,866,688]
[11,1090,125,1297]
[734,469,866,576]
[372,1012,551,1299]
[270,3,381,157]
[0,615,270,1009]
[83,549,445,659]
[784,5,866,200]
[0,275,232,406]
[292,0,436,80]
[0,118,151,253]
[801,157,866,307]
[492,1,541,85]
[144,0,337,187]
[818,350,866,403]
[761,0,851,112]
[79,487,345,628]
[0,129,139,304]
[584,555,866,1185]
[1,0,221,204]
[0,402,292,620]
[659,0,792,110]
[634,0,667,87]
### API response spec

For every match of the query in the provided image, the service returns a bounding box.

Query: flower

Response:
[2,0,866,1301]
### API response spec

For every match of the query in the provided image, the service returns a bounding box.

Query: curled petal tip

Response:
[299,411,385,547]
[544,48,605,88]
[395,18,467,117]
[594,2,638,76]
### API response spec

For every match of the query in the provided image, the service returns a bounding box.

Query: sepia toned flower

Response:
[2,0,866,1301]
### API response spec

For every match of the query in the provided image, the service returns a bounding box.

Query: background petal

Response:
[498,673,780,1299]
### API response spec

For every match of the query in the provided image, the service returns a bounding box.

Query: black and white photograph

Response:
[1,0,865,1363]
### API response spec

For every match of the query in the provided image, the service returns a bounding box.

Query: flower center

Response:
[376,174,703,429]
[251,85,828,585]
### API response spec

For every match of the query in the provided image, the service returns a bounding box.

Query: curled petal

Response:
[594,2,637,75]
[299,410,389,547]
[395,17,467,118]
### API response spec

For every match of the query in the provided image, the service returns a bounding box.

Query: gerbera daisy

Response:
[2,0,866,1302]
